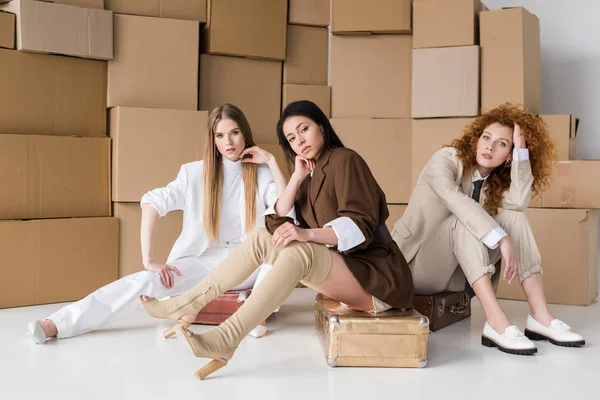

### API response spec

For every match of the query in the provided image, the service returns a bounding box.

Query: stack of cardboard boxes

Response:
[1,0,596,310]
[328,0,413,224]
[282,0,330,117]
[106,2,206,278]
[0,0,117,309]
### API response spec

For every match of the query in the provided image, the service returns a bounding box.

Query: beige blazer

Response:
[392,147,533,263]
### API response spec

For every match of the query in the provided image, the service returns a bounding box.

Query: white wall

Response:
[483,0,600,159]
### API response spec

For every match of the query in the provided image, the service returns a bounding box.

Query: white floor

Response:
[1,288,598,400]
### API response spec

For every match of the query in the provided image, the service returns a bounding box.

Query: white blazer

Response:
[141,161,277,265]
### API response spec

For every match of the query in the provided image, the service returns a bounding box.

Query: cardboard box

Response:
[0,11,14,48]
[108,14,199,110]
[331,35,412,119]
[204,0,287,60]
[331,119,412,203]
[0,49,106,137]
[413,0,486,49]
[0,135,110,220]
[530,161,600,209]
[497,209,598,306]
[386,204,407,232]
[411,118,476,186]
[480,7,541,114]
[0,0,113,60]
[114,203,182,278]
[282,84,331,118]
[257,143,290,179]
[284,25,328,85]
[54,0,104,9]
[412,46,480,118]
[0,217,118,309]
[200,54,282,144]
[289,0,329,27]
[110,107,208,202]
[541,114,578,161]
[331,0,411,34]
[105,0,206,21]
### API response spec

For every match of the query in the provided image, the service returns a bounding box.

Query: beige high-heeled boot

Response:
[173,230,332,380]
[140,229,281,337]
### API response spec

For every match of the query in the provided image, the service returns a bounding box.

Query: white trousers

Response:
[46,244,268,339]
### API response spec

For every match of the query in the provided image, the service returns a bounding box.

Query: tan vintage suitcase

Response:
[314,294,429,368]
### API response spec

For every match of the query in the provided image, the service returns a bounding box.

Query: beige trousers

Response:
[410,209,543,295]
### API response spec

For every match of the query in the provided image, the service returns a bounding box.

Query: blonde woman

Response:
[28,104,288,344]
[392,103,585,355]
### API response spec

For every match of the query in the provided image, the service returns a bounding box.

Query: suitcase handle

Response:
[449,293,470,315]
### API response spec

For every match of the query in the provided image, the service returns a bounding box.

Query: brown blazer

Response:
[266,147,414,309]
[392,147,533,264]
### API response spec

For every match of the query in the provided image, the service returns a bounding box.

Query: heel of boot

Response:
[162,320,191,339]
[481,335,496,348]
[195,359,228,380]
[524,329,546,341]
[163,326,177,339]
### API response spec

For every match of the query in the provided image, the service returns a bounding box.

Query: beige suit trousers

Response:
[410,209,543,295]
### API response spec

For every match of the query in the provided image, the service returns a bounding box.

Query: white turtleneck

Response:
[217,157,244,244]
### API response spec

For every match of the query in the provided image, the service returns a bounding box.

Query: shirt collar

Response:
[472,169,489,182]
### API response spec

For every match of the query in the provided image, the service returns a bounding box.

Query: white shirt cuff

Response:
[481,226,508,249]
[513,148,529,161]
[324,217,366,252]
[262,204,298,225]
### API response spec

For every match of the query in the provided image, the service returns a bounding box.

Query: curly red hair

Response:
[448,103,558,215]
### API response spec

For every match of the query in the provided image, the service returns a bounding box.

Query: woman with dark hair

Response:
[28,104,287,344]
[392,103,585,356]
[139,100,414,379]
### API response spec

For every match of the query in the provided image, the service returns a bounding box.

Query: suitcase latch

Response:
[437,298,445,317]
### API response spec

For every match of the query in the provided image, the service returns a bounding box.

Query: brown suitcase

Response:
[193,290,251,325]
[314,294,429,368]
[412,291,471,332]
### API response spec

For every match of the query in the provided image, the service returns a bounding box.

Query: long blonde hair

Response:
[204,104,258,242]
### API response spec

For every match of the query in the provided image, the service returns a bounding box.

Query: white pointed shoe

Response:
[28,321,47,345]
[481,322,537,355]
[525,315,585,347]
[248,323,267,338]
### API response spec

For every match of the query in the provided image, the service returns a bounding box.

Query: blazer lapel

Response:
[309,148,333,206]
[461,172,472,198]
